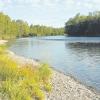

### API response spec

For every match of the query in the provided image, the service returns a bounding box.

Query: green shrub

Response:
[0,55,18,81]
[39,64,52,83]
[0,45,7,54]
[0,47,52,100]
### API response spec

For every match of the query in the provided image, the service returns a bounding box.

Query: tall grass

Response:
[0,46,52,100]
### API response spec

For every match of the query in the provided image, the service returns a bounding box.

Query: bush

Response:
[0,55,18,81]
[39,64,52,83]
[0,45,7,54]
[0,46,52,100]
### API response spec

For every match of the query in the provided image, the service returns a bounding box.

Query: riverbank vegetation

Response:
[0,12,64,39]
[0,45,52,100]
[65,11,100,36]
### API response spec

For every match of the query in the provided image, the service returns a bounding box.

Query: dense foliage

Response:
[0,45,52,100]
[30,25,64,36]
[0,12,64,39]
[65,11,100,36]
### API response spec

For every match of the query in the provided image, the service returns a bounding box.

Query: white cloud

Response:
[1,0,100,27]
[0,0,12,9]
[0,1,5,9]
[1,0,100,10]
[77,0,100,10]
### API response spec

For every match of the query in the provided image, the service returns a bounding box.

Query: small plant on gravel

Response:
[39,64,52,83]
[44,83,52,92]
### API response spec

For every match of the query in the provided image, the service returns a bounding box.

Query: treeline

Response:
[30,25,64,36]
[0,12,64,39]
[65,11,100,36]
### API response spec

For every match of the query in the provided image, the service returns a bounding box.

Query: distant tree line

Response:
[0,12,64,39]
[65,11,100,36]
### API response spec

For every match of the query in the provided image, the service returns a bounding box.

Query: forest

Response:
[0,12,64,39]
[65,11,100,36]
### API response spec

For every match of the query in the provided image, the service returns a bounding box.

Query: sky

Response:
[0,0,100,27]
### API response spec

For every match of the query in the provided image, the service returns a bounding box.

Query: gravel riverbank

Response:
[45,70,100,100]
[8,51,100,100]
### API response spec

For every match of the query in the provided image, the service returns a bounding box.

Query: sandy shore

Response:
[0,40,8,45]
[8,51,100,100]
[8,51,39,67]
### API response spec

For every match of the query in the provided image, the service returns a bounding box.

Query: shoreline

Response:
[0,40,8,45]
[8,50,100,100]
[8,50,100,94]
[50,66,100,94]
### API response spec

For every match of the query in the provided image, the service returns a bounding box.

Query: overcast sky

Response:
[0,0,100,27]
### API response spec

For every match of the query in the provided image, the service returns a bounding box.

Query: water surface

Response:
[9,36,100,92]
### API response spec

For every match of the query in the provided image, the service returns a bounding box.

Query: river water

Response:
[9,36,100,92]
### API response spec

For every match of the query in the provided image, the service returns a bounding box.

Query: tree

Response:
[0,12,64,39]
[65,11,100,37]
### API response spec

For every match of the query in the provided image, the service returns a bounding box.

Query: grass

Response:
[44,83,52,92]
[0,45,52,100]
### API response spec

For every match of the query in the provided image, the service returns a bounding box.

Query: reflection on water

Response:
[9,36,100,92]
[67,43,100,58]
[66,43,100,91]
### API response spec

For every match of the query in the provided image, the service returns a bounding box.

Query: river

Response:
[9,36,100,92]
